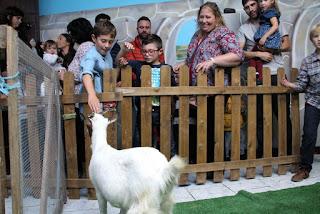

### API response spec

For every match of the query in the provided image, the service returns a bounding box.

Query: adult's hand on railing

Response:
[195,60,212,74]
[173,60,187,73]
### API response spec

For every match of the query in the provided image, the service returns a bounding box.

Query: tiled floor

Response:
[60,154,320,214]
[5,155,320,213]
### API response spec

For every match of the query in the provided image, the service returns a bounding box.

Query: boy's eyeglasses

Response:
[140,49,159,55]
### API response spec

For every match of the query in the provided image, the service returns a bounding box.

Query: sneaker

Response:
[291,168,309,182]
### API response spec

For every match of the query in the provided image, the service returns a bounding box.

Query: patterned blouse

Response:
[68,41,94,94]
[186,26,244,86]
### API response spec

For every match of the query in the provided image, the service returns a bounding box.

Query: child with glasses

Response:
[116,34,177,157]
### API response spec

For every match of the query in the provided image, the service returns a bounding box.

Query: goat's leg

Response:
[160,192,174,214]
[96,191,107,214]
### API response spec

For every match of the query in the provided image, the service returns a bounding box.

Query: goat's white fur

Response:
[88,113,186,214]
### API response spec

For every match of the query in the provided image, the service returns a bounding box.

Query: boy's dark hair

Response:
[44,40,57,51]
[0,6,24,25]
[142,34,162,50]
[137,16,151,26]
[93,20,116,38]
[242,0,258,6]
[67,18,93,44]
[95,13,111,23]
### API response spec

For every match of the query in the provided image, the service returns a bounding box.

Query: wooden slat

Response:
[214,68,224,182]
[183,155,300,173]
[246,67,257,178]
[140,65,152,147]
[196,70,207,184]
[263,67,272,177]
[118,86,292,96]
[63,72,79,199]
[83,87,96,200]
[291,68,300,173]
[160,65,171,160]
[7,26,22,213]
[26,74,41,198]
[120,66,133,149]
[104,69,117,149]
[60,92,123,104]
[277,68,287,175]
[178,65,189,186]
[230,67,241,181]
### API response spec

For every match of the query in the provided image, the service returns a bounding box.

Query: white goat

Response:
[88,112,187,214]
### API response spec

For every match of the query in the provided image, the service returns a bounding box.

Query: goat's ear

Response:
[108,113,118,124]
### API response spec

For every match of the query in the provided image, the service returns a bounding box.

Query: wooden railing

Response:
[59,64,300,199]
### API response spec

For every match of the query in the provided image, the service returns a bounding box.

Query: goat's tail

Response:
[162,155,187,187]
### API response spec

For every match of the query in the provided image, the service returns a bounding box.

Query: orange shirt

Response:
[125,36,165,63]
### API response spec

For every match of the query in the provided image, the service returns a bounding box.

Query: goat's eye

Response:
[87,113,94,119]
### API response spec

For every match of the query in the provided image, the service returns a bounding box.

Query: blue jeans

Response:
[300,103,320,172]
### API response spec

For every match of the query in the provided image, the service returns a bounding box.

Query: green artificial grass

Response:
[174,182,320,214]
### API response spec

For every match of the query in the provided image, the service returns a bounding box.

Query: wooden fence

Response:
[58,64,300,200]
[0,29,301,210]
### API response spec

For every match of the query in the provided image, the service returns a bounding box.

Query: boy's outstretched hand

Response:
[88,93,101,113]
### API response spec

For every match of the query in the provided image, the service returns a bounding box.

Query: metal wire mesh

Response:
[14,37,65,213]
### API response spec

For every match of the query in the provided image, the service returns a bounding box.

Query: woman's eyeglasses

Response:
[140,49,159,55]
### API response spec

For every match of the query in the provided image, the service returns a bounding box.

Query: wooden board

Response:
[230,67,241,181]
[160,65,171,160]
[196,69,207,184]
[277,69,287,175]
[178,65,190,186]
[140,65,152,147]
[246,67,257,179]
[262,68,272,177]
[62,72,79,199]
[214,68,225,182]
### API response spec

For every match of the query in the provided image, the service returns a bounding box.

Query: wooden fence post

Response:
[178,65,190,186]
[63,72,79,199]
[214,68,225,182]
[121,66,133,149]
[277,68,287,175]
[7,26,22,214]
[291,68,300,173]
[262,67,273,177]
[83,86,96,200]
[160,65,171,160]
[196,69,207,184]
[140,65,152,147]
[246,67,257,179]
[230,67,241,181]
[104,69,118,149]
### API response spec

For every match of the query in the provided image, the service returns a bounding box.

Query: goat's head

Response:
[87,112,118,130]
